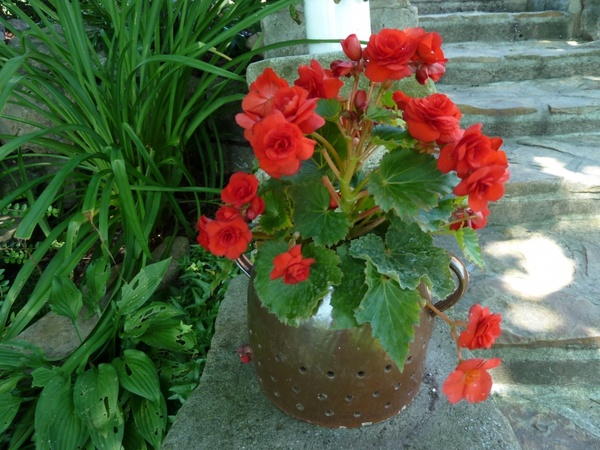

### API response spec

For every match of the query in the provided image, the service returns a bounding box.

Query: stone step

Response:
[411,0,568,15]
[419,10,572,42]
[440,76,600,137]
[438,39,600,85]
[488,133,600,225]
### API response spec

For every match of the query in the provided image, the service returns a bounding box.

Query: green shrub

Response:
[0,0,295,447]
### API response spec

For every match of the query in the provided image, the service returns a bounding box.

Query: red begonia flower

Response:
[442,358,501,404]
[341,33,363,61]
[249,112,316,178]
[270,244,316,285]
[196,215,211,250]
[295,59,344,99]
[215,205,241,222]
[235,68,289,133]
[459,304,502,350]
[363,28,417,82]
[392,90,413,110]
[245,195,265,221]
[403,93,463,144]
[407,28,448,84]
[453,157,510,212]
[221,172,259,207]
[330,59,356,78]
[204,216,252,260]
[272,85,325,134]
[438,124,504,177]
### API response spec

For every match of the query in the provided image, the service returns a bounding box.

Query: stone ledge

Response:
[163,275,520,450]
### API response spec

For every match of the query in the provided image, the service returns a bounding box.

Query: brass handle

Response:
[433,255,470,312]
[236,253,469,311]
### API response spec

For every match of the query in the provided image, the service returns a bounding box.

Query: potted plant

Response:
[197,28,507,427]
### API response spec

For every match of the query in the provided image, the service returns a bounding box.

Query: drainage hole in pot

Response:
[299,366,307,374]
[384,402,392,409]
[408,388,413,396]
[406,356,413,364]
[257,343,262,349]
[384,364,392,373]
[372,391,381,398]
[296,403,304,411]
[326,371,335,379]
[273,391,280,398]
[274,354,283,362]
[353,411,361,418]
[318,393,328,401]
[345,394,354,402]
[357,371,365,378]
[394,383,401,391]
[410,372,416,381]
[292,386,301,393]
[325,410,334,417]
[271,375,277,382]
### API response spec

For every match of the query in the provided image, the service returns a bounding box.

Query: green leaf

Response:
[290,183,350,246]
[350,219,454,299]
[365,102,395,123]
[355,262,423,371]
[0,375,23,435]
[315,98,341,121]
[117,258,172,316]
[113,349,161,403]
[369,150,455,217]
[253,241,342,325]
[35,374,89,450]
[0,340,47,371]
[330,245,367,329]
[370,125,411,151]
[84,255,111,312]
[259,188,293,233]
[73,364,124,450]
[50,275,83,324]
[131,395,167,449]
[455,227,484,269]
[410,197,455,232]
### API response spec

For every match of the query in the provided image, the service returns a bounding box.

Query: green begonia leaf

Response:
[113,350,161,402]
[370,125,411,151]
[291,183,350,246]
[315,98,341,121]
[35,374,89,450]
[355,261,423,371]
[73,364,124,450]
[253,241,342,325]
[369,149,455,217]
[330,245,367,329]
[259,188,293,233]
[455,226,484,269]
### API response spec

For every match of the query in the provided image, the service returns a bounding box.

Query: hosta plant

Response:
[198,29,508,404]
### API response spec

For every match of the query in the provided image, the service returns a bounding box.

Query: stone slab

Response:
[163,275,520,450]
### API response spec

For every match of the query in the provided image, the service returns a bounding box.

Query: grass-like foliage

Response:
[0,0,295,447]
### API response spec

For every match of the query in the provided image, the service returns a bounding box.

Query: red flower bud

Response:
[341,33,363,61]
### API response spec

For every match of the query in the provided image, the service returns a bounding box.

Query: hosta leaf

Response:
[113,350,161,402]
[0,375,23,435]
[0,340,46,371]
[50,275,83,323]
[35,374,89,450]
[455,226,484,269]
[131,395,167,448]
[73,364,124,450]
[84,255,111,312]
[253,241,341,325]
[117,258,171,316]
[330,245,367,329]
[136,321,196,352]
[369,150,455,217]
[123,302,185,339]
[290,183,350,246]
[355,261,422,371]
[122,415,148,450]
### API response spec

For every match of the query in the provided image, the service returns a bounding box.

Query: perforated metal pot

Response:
[245,256,468,428]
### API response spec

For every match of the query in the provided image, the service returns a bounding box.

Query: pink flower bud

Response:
[341,34,363,61]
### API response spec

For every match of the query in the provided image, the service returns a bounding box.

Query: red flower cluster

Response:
[459,304,502,350]
[197,173,264,260]
[235,63,342,179]
[270,245,316,285]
